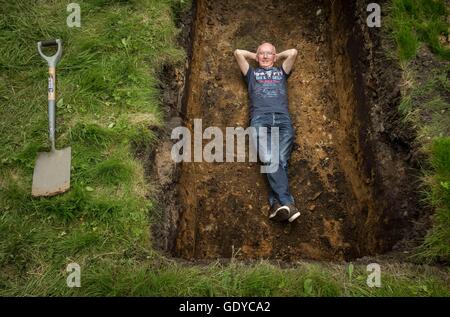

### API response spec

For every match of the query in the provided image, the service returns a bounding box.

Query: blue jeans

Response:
[250,112,295,207]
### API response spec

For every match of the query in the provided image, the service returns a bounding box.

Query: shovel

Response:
[32,39,71,197]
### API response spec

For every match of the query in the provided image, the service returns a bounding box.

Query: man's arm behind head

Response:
[234,49,256,76]
[276,48,298,75]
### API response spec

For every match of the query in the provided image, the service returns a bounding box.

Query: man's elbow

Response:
[234,49,241,57]
[291,49,298,56]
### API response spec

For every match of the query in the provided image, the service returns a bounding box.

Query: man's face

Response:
[256,43,277,68]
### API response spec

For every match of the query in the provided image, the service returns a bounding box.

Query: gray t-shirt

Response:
[243,65,291,118]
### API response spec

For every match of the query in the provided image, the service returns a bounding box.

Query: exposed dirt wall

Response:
[330,0,423,257]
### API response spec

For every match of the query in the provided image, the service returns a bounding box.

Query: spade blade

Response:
[32,147,71,197]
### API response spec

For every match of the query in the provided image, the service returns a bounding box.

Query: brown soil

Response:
[151,0,424,262]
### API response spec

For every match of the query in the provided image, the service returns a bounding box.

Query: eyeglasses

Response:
[258,51,275,57]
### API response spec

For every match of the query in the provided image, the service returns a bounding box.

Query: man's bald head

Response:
[256,42,276,55]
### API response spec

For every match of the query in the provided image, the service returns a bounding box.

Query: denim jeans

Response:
[250,112,295,207]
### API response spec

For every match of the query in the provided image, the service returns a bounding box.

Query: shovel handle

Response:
[37,39,63,68]
[40,40,58,47]
[38,39,62,152]
[46,67,56,151]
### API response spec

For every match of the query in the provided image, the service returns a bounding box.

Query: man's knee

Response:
[259,153,272,165]
[261,160,280,174]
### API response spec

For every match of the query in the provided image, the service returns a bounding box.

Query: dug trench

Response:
[147,0,426,262]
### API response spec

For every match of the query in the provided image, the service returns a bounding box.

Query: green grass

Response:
[388,1,450,263]
[387,0,450,62]
[1,259,448,296]
[58,261,450,296]
[392,51,450,265]
[0,0,185,295]
[416,138,450,263]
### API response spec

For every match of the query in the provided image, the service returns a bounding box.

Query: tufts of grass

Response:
[416,137,450,263]
[3,260,447,297]
[387,0,450,62]
[393,32,449,263]
[430,138,450,175]
[395,23,421,61]
[69,123,116,147]
[92,159,134,186]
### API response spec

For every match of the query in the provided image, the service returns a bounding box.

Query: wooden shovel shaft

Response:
[48,67,56,151]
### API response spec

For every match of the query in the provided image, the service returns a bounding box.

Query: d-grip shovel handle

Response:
[37,39,62,67]
[37,39,63,152]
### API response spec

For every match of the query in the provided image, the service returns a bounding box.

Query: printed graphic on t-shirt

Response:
[254,69,286,99]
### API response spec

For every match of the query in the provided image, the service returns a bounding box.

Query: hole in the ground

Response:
[152,0,423,262]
